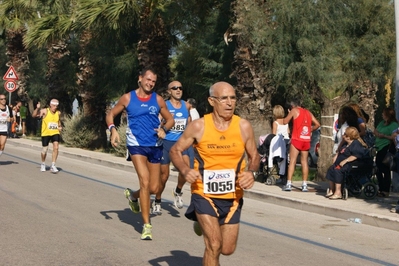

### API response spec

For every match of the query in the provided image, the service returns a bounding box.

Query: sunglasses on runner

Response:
[170,86,183,91]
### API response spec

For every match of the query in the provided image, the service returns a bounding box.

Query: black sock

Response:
[175,187,182,194]
[155,198,161,204]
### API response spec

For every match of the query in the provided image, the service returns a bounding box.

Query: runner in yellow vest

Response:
[32,99,62,173]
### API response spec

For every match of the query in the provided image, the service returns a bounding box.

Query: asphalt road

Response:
[1,144,398,266]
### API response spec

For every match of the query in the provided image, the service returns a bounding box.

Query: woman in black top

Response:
[326,127,368,199]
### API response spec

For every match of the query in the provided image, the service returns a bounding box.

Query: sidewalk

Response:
[7,137,399,232]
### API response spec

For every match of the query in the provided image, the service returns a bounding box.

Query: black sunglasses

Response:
[170,86,183,91]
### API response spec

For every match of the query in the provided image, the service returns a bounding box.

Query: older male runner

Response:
[32,99,62,173]
[170,81,260,265]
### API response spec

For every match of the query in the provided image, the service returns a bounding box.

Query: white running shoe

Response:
[50,165,59,173]
[283,183,292,191]
[151,202,162,215]
[172,188,184,209]
[40,164,46,172]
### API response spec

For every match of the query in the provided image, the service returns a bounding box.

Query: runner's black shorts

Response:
[185,193,243,225]
[41,134,61,146]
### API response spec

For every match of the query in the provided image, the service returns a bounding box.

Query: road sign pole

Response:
[8,91,12,105]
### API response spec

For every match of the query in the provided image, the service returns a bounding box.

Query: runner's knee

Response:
[41,146,49,154]
[221,245,236,256]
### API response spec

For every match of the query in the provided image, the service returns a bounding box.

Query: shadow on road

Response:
[100,208,143,233]
[0,160,18,165]
[100,202,185,234]
[148,250,202,266]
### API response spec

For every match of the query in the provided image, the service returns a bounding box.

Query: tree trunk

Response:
[229,4,276,139]
[316,93,350,180]
[5,29,30,103]
[76,30,107,149]
[77,31,95,117]
[232,49,273,139]
[47,40,72,114]
[316,80,377,181]
[138,9,171,96]
[351,79,378,129]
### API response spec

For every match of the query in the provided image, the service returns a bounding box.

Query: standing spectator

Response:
[18,101,28,137]
[106,68,174,240]
[393,127,399,185]
[15,104,21,133]
[11,104,19,138]
[282,99,320,192]
[348,103,367,137]
[32,99,62,173]
[170,81,260,265]
[187,98,200,121]
[0,94,13,157]
[7,103,13,137]
[272,104,290,140]
[186,98,200,169]
[374,107,398,198]
[334,106,359,154]
[272,104,290,180]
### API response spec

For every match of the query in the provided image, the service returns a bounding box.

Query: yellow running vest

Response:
[192,114,246,199]
[41,108,60,136]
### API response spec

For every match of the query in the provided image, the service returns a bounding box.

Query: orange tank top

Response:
[192,114,246,199]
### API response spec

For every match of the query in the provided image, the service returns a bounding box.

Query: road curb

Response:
[245,189,399,231]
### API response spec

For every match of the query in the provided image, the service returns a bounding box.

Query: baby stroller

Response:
[341,146,378,200]
[257,134,288,185]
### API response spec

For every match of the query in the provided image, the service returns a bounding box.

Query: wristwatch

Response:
[251,171,258,180]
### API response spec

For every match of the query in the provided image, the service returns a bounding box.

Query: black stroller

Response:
[329,146,378,200]
[257,134,288,185]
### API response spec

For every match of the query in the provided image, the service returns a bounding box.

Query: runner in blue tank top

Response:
[151,81,192,215]
[106,68,174,240]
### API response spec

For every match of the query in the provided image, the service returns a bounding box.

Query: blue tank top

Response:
[165,100,189,142]
[126,91,161,147]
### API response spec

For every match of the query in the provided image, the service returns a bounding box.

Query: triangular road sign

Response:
[3,65,19,80]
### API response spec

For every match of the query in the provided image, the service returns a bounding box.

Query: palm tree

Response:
[76,0,224,101]
[75,0,139,117]
[137,2,172,94]
[24,11,76,114]
[0,0,38,102]
[76,0,182,94]
[228,1,275,138]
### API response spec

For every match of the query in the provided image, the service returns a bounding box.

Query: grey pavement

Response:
[6,137,399,232]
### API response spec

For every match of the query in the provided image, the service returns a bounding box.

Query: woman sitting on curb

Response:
[325,127,368,200]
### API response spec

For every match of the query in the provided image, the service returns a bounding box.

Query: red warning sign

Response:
[3,66,19,80]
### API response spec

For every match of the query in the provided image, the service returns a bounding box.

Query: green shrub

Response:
[112,122,127,157]
[293,167,316,181]
[62,113,98,148]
